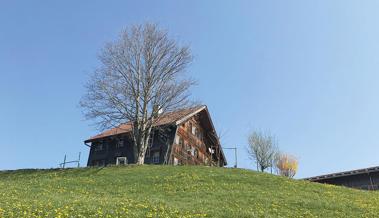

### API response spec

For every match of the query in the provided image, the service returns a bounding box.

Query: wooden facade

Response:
[305,166,379,190]
[84,106,227,167]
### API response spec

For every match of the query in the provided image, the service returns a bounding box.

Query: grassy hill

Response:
[0,166,378,217]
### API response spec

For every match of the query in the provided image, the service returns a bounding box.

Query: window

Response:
[188,145,195,156]
[194,149,199,158]
[94,143,104,152]
[188,122,192,134]
[116,139,124,148]
[179,138,184,147]
[152,152,160,164]
[175,135,180,145]
[192,126,196,135]
[191,147,195,156]
[116,157,128,165]
[196,130,203,140]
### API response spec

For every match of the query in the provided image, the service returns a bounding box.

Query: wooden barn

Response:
[305,166,379,190]
[84,105,227,167]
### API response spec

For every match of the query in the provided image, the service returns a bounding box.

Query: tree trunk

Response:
[133,136,140,164]
[135,133,147,165]
[135,125,153,165]
[133,121,143,164]
[137,144,146,165]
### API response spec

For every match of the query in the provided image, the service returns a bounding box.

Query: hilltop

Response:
[0,165,378,217]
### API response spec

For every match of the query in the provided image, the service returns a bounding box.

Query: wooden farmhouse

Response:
[84,105,227,167]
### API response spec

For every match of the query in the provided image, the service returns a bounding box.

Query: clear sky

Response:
[1,1,379,178]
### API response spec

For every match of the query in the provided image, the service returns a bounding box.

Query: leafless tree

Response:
[247,131,278,172]
[80,23,195,164]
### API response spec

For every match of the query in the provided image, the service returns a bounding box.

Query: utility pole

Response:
[62,154,66,169]
[77,152,81,168]
[59,153,81,169]
[234,146,237,168]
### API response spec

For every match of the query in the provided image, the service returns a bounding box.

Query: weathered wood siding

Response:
[170,115,223,166]
[314,172,379,190]
[87,135,135,166]
[87,126,176,167]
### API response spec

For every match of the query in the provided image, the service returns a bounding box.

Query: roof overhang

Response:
[304,166,379,181]
[175,105,207,126]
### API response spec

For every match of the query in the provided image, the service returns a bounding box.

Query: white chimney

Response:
[158,108,163,115]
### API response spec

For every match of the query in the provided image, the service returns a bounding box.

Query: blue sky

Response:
[1,1,379,178]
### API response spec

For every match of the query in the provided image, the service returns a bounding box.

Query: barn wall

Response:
[87,126,176,167]
[87,135,135,166]
[315,172,379,190]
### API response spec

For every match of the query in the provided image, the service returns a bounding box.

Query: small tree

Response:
[80,23,195,165]
[247,131,278,172]
[276,153,298,178]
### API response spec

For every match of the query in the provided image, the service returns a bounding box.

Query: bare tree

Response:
[80,23,195,164]
[247,131,278,172]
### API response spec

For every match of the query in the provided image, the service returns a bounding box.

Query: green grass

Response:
[0,165,378,217]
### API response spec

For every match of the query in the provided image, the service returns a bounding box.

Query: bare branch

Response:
[80,23,195,164]
[247,130,278,172]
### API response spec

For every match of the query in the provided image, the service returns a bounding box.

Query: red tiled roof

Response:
[84,105,205,143]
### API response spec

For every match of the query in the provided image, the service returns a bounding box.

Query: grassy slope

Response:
[0,166,378,218]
